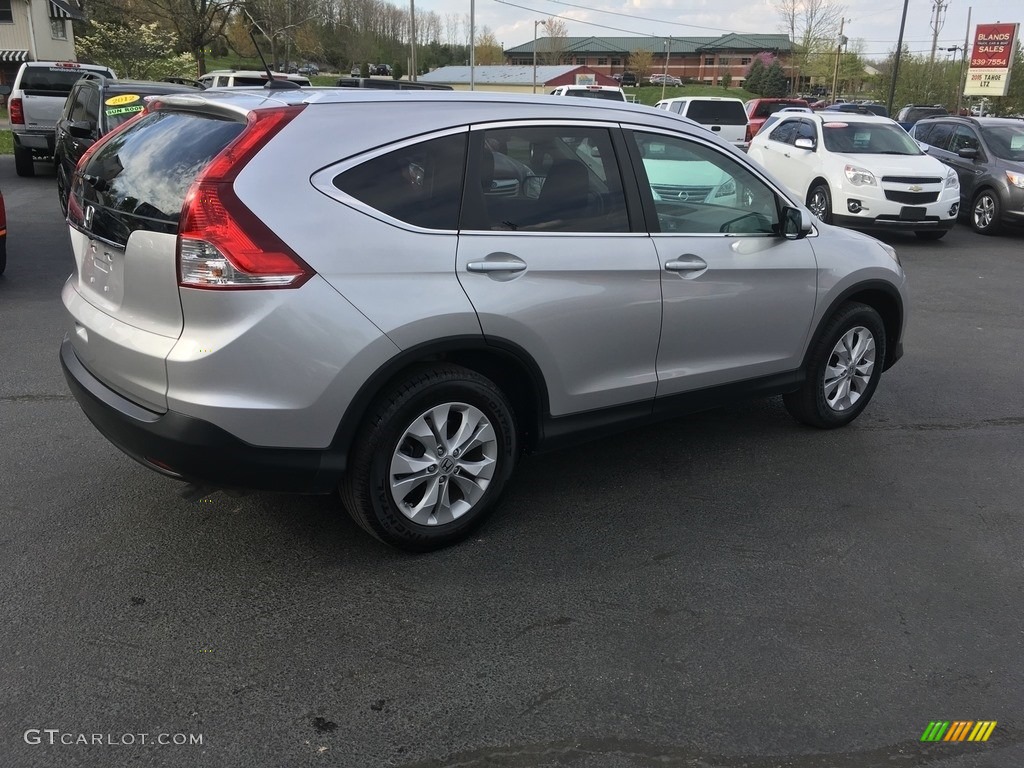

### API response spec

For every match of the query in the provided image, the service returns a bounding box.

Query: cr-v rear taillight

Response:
[177,106,313,290]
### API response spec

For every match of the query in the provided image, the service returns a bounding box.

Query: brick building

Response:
[504,33,794,87]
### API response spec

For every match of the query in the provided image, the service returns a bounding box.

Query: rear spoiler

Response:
[334,78,452,91]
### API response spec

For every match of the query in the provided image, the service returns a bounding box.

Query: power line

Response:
[546,0,735,34]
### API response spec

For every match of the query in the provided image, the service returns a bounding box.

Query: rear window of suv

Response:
[73,110,245,246]
[20,66,115,94]
[686,101,747,125]
[562,89,626,101]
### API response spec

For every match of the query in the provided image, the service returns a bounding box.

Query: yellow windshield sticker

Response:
[105,94,140,106]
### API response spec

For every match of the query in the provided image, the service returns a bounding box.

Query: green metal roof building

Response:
[504,34,795,86]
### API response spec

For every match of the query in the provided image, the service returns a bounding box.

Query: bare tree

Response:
[776,0,845,89]
[539,15,568,65]
[475,25,501,65]
[139,0,237,74]
[629,49,653,80]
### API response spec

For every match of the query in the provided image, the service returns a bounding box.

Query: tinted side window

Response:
[923,122,953,150]
[631,131,779,235]
[334,133,467,231]
[950,126,981,152]
[671,102,686,115]
[796,120,817,142]
[74,110,246,246]
[467,125,628,233]
[768,120,799,144]
[912,122,934,143]
[685,101,747,125]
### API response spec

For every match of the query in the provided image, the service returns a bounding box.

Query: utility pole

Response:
[929,0,949,64]
[469,0,475,90]
[957,6,972,114]
[887,0,910,115]
[831,18,847,104]
[409,0,416,81]
[661,36,671,101]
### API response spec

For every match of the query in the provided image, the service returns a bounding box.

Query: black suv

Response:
[895,104,948,130]
[910,116,1024,234]
[53,76,201,213]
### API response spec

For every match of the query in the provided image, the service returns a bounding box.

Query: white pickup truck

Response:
[8,61,115,177]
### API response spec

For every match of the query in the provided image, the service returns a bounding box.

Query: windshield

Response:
[821,121,923,155]
[981,124,1024,161]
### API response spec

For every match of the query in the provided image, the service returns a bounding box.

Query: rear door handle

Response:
[466,258,527,273]
[665,256,707,272]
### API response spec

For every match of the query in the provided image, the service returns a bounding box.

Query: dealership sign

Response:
[965,22,1019,97]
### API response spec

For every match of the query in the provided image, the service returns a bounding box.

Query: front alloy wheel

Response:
[971,190,1002,235]
[784,301,886,428]
[821,326,875,412]
[807,184,833,224]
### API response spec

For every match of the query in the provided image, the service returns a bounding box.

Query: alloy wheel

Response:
[973,194,995,230]
[823,326,875,412]
[389,402,498,526]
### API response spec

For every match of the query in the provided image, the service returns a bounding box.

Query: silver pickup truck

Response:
[8,61,115,177]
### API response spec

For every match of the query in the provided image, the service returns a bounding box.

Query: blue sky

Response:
[415,0,1019,61]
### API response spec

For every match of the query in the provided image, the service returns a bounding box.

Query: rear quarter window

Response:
[686,101,748,125]
[333,134,467,230]
[73,110,246,246]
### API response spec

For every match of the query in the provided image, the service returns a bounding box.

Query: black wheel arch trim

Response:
[807,280,905,371]
[329,335,552,462]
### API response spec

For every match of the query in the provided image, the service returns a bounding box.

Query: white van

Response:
[654,97,750,150]
[549,85,627,102]
[198,70,311,88]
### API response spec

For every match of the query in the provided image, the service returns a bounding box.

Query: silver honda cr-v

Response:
[60,87,908,551]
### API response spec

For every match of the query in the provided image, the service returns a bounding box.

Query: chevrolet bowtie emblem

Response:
[908,185,923,192]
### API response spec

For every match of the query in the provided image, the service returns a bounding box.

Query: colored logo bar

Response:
[921,721,997,742]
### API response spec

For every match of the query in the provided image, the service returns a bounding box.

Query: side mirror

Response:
[794,137,816,150]
[68,121,95,140]
[957,147,978,159]
[782,205,813,239]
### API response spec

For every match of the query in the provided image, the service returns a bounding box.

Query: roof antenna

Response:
[243,8,301,90]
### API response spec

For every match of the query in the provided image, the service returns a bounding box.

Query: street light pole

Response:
[532,19,546,94]
[947,45,964,112]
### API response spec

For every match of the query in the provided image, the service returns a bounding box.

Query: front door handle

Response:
[466,258,527,273]
[665,256,707,272]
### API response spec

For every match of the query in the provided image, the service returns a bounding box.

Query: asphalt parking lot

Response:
[1,155,1022,768]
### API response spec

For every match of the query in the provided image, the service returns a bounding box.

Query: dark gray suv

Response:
[911,116,1024,234]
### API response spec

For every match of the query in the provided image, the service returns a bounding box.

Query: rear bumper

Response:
[60,337,345,493]
[12,131,54,154]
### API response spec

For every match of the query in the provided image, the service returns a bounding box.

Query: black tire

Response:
[784,302,887,429]
[55,157,69,216]
[807,182,833,225]
[14,145,35,178]
[340,365,517,552]
[914,230,947,240]
[970,189,1002,235]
